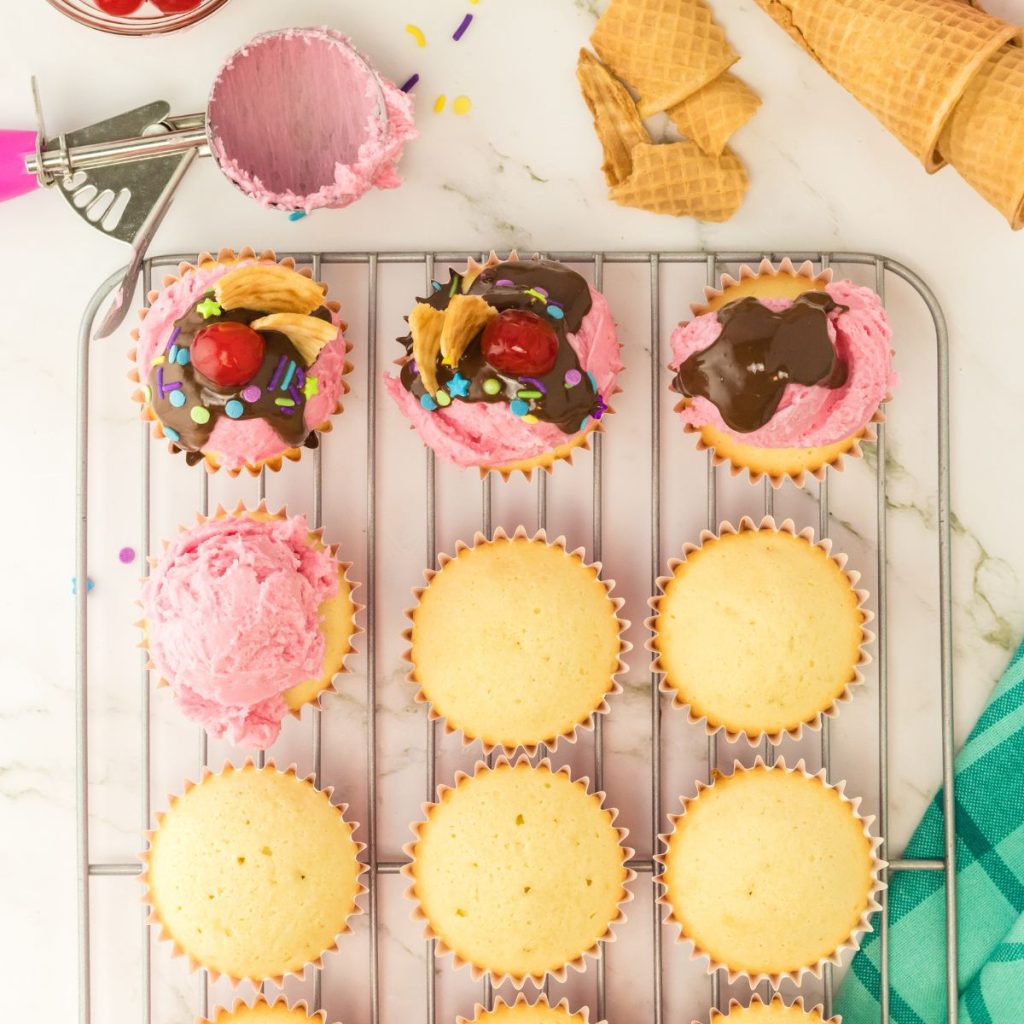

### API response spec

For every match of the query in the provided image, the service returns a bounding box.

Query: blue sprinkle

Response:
[169,390,186,408]
[288,210,308,222]
[510,399,530,417]
[579,415,590,431]
[163,426,181,442]
[225,399,245,419]
[71,577,95,596]
[587,371,597,390]
[431,280,442,292]
[168,344,179,364]
[175,347,190,366]
[546,305,565,320]
[420,393,438,411]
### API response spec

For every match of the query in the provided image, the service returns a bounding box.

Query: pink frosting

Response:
[141,514,339,750]
[208,28,417,213]
[669,281,898,448]
[135,259,347,472]
[384,285,622,468]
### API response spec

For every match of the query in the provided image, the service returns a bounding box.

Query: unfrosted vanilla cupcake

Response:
[700,996,840,1024]
[459,995,596,1024]
[406,528,628,753]
[403,758,634,987]
[658,759,884,986]
[141,762,365,986]
[202,998,340,1024]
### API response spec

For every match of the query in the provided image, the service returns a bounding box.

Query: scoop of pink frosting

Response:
[135,259,347,472]
[384,285,621,468]
[669,281,897,448]
[208,28,417,213]
[141,514,339,749]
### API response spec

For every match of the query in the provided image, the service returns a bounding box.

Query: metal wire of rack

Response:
[75,250,956,1024]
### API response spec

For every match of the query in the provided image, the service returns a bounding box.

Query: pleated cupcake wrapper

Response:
[704,993,841,1024]
[401,755,637,990]
[656,756,887,990]
[677,258,891,489]
[394,250,624,483]
[127,246,353,478]
[646,515,874,746]
[458,993,601,1024]
[139,760,368,989]
[403,525,631,756]
[202,995,332,1024]
[136,501,364,733]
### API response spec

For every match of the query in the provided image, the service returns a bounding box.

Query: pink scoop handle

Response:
[0,131,41,202]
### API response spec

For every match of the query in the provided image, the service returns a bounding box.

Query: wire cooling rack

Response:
[75,250,955,1024]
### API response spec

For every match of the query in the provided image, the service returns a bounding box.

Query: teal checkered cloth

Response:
[836,640,1024,1023]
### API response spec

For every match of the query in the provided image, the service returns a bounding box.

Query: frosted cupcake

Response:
[459,996,596,1024]
[140,504,360,750]
[669,258,897,486]
[130,248,350,475]
[384,253,622,478]
[699,996,840,1024]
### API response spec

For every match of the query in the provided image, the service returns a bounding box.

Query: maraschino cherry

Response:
[191,322,265,388]
[480,309,559,376]
[94,0,144,14]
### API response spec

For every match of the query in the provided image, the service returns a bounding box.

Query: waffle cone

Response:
[609,141,748,221]
[755,0,1019,170]
[591,0,738,116]
[939,43,1024,228]
[666,72,762,158]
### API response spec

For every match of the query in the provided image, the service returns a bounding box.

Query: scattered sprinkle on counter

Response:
[434,95,447,113]
[453,95,472,115]
[405,24,426,47]
[453,14,473,41]
[400,73,420,93]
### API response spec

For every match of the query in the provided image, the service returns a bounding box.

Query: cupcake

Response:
[203,997,337,1024]
[403,757,634,987]
[139,503,360,750]
[384,252,622,478]
[459,995,597,1024]
[207,28,417,214]
[648,517,872,744]
[141,762,365,986]
[405,527,629,754]
[129,247,351,475]
[698,996,840,1024]
[657,758,885,986]
[668,258,897,486]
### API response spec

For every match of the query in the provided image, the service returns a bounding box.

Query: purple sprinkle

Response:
[564,368,583,387]
[495,278,515,287]
[534,287,549,299]
[452,13,473,40]
[409,359,418,374]
[164,326,180,354]
[295,366,306,388]
[593,394,608,420]
[278,404,295,416]
[289,383,302,405]
[520,376,547,394]
[163,380,182,392]
[268,355,288,391]
[241,385,261,402]
[400,73,420,93]
[118,546,136,565]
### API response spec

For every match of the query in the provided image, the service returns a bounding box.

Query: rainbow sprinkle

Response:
[434,95,447,113]
[452,95,472,115]
[400,74,420,93]
[405,24,426,47]
[453,13,473,40]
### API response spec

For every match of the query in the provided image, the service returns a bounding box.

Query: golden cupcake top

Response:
[407,527,628,752]
[404,758,634,986]
[705,997,838,1024]
[459,995,592,1024]
[203,998,335,1024]
[649,517,870,742]
[141,762,365,985]
[659,759,883,985]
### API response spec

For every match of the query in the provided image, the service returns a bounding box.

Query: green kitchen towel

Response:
[835,639,1024,1023]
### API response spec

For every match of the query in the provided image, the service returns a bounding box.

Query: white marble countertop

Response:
[2,1,1023,1021]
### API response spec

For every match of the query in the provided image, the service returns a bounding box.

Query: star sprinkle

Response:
[447,372,470,398]
[197,297,222,319]
[303,375,320,400]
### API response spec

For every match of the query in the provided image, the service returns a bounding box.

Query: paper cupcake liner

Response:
[702,994,841,1024]
[202,995,334,1024]
[128,246,353,477]
[404,525,631,756]
[646,516,874,746]
[656,757,887,989]
[401,754,636,989]
[139,760,368,988]
[675,257,891,488]
[137,502,363,740]
[458,993,602,1024]
[393,250,624,482]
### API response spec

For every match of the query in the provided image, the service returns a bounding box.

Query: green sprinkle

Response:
[190,406,211,425]
[435,391,452,407]
[516,390,542,400]
[483,378,502,395]
[143,385,152,403]
[449,276,459,297]
[275,398,296,407]
[196,297,222,319]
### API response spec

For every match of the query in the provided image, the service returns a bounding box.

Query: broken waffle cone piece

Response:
[250,313,338,367]
[214,263,326,315]
[666,72,762,157]
[440,295,499,367]
[577,49,651,186]
[410,303,445,397]
[609,141,748,221]
[592,0,738,117]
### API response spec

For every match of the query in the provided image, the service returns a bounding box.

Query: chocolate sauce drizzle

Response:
[672,292,848,434]
[398,259,605,434]
[147,296,333,456]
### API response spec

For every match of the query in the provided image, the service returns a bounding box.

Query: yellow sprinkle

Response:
[453,95,472,115]
[405,24,426,47]
[522,414,539,424]
[433,95,447,113]
[151,356,165,366]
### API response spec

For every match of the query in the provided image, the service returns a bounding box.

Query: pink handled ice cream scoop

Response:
[2,29,416,338]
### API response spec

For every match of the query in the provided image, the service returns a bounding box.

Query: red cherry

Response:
[191,321,266,388]
[94,0,144,13]
[480,309,559,377]
[151,0,204,10]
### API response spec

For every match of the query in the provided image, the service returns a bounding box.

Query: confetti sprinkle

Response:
[400,73,420,93]
[288,211,307,222]
[453,95,472,115]
[268,355,288,391]
[483,378,501,395]
[169,390,186,408]
[434,95,447,113]
[435,390,452,407]
[175,347,191,366]
[546,305,565,320]
[275,397,296,407]
[495,279,515,287]
[241,385,261,402]
[522,414,539,424]
[303,376,320,400]
[190,406,211,424]
[520,377,547,394]
[431,280,442,292]
[165,326,181,352]
[196,297,222,319]
[448,373,470,398]
[163,426,181,442]
[405,24,427,47]
[281,360,297,391]
[421,393,439,411]
[143,385,152,403]
[118,547,136,565]
[453,13,473,40]
[225,399,245,419]
[510,399,529,417]
[168,344,179,363]
[517,390,542,400]
[71,577,95,596]
[564,369,583,387]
